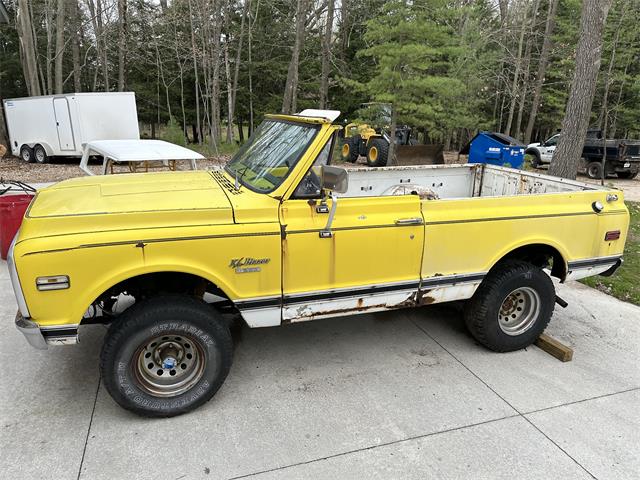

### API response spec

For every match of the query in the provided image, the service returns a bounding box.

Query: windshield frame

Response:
[224,118,321,194]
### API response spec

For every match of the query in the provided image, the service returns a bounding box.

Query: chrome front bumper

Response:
[15,312,79,349]
[15,312,48,350]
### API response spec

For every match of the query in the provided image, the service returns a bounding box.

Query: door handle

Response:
[395,217,423,226]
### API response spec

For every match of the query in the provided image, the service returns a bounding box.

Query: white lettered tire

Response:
[100,296,232,417]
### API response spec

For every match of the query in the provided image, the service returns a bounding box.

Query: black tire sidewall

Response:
[33,145,47,164]
[367,138,389,167]
[587,162,602,179]
[20,146,33,163]
[466,263,555,352]
[101,297,232,417]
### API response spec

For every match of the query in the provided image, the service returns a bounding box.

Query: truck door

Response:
[541,134,559,163]
[53,97,76,151]
[280,136,424,322]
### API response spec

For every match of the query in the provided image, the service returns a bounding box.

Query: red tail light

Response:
[605,230,621,241]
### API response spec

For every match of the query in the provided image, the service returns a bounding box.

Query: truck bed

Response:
[341,164,605,199]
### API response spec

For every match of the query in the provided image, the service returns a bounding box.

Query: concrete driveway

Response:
[1,262,639,480]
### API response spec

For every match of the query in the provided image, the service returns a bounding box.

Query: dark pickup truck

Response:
[526,129,640,179]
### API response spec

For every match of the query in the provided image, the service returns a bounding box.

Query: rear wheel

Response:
[20,145,34,163]
[464,261,555,352]
[366,138,389,167]
[33,144,48,164]
[586,161,604,179]
[100,296,233,417]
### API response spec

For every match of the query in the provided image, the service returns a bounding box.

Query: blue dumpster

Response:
[459,132,525,169]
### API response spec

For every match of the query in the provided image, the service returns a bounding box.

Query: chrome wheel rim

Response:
[133,333,206,397]
[35,149,45,162]
[498,287,540,336]
[22,150,30,162]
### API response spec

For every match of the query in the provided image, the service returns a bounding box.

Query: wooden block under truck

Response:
[9,110,629,416]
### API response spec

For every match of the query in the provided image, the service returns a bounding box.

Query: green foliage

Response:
[357,0,471,137]
[161,117,186,147]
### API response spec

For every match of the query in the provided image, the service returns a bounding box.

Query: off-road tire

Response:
[617,171,638,180]
[33,144,48,164]
[100,296,233,417]
[342,138,360,163]
[586,161,604,179]
[464,261,555,352]
[366,138,389,167]
[20,145,34,163]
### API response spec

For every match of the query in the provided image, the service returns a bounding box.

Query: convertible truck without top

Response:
[9,110,629,416]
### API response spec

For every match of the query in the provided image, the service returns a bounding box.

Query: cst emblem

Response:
[229,257,270,273]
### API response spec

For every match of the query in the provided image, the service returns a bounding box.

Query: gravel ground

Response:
[0,155,229,183]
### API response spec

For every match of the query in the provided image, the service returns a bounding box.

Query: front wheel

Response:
[464,261,555,352]
[100,296,233,417]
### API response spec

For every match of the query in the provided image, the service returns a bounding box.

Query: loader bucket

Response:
[394,145,445,165]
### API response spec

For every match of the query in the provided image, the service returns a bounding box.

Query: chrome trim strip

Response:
[567,254,623,269]
[7,235,31,318]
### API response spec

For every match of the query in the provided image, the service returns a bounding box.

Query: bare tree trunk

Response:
[224,36,234,143]
[248,0,260,135]
[524,0,559,144]
[188,0,202,144]
[71,0,82,92]
[117,0,127,91]
[505,3,528,136]
[45,0,54,94]
[387,106,397,166]
[319,0,335,108]
[54,0,65,93]
[282,0,308,114]
[548,0,614,179]
[515,0,540,139]
[229,0,249,142]
[96,0,109,90]
[609,58,631,138]
[17,0,42,96]
[597,1,626,129]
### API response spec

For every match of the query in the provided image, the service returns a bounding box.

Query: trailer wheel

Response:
[464,260,555,352]
[586,161,603,179]
[617,171,638,180]
[100,296,233,417]
[20,145,34,163]
[366,138,389,167]
[33,144,48,164]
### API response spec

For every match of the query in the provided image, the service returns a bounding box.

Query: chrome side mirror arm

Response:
[319,191,338,238]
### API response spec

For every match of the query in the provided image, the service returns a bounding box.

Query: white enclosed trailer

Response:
[2,92,139,163]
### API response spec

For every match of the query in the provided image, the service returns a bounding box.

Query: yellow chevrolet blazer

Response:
[9,110,629,416]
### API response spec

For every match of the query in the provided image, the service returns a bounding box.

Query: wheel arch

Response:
[77,266,238,325]
[488,241,568,282]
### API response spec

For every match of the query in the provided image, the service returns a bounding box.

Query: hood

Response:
[20,170,233,240]
[527,142,541,148]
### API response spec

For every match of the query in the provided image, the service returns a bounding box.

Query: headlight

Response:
[7,235,31,318]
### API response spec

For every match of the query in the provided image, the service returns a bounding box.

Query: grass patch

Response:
[581,201,640,305]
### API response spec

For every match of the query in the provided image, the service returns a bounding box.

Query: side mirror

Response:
[320,165,349,194]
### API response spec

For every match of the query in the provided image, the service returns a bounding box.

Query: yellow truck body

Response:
[9,113,629,342]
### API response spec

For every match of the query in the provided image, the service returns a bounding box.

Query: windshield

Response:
[225,119,320,193]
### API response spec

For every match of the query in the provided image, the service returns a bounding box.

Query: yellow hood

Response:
[19,170,233,241]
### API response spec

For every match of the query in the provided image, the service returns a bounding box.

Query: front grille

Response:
[211,170,243,195]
